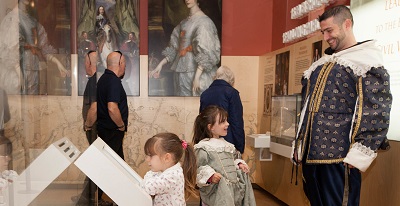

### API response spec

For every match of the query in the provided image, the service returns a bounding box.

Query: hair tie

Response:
[181,140,188,150]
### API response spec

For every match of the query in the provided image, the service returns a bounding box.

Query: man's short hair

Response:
[215,65,235,86]
[318,5,353,26]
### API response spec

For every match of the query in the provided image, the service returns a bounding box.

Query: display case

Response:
[269,95,302,158]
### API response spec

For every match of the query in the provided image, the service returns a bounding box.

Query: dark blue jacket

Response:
[200,79,245,153]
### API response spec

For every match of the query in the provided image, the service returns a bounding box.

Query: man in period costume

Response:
[292,5,392,206]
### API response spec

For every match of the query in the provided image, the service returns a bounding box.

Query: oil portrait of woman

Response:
[148,0,222,96]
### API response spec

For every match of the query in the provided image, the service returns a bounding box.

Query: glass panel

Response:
[270,95,301,147]
[1,0,86,205]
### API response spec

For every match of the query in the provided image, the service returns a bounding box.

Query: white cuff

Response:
[196,165,215,188]
[290,140,296,164]
[343,142,377,172]
[234,159,246,169]
[290,140,302,165]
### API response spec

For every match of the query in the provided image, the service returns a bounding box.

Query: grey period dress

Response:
[162,12,220,96]
[194,138,256,206]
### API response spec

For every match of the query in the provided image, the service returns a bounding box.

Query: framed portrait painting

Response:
[148,0,222,96]
[263,84,272,116]
[312,40,322,63]
[0,0,72,96]
[274,51,290,96]
[76,0,140,96]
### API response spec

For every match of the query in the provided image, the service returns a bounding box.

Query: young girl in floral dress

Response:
[141,132,197,206]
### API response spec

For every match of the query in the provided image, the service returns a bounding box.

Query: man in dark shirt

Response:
[96,51,128,205]
[83,50,98,143]
[74,50,98,205]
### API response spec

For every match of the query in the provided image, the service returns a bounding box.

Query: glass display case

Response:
[270,95,302,147]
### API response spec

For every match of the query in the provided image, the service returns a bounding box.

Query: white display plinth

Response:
[246,134,272,161]
[74,137,152,206]
[9,137,80,206]
[246,134,271,148]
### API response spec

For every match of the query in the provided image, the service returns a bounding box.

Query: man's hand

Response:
[293,150,302,165]
[344,163,355,169]
[117,125,125,131]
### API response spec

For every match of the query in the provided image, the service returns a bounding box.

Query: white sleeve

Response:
[234,159,246,169]
[141,171,175,195]
[343,142,377,172]
[196,165,215,188]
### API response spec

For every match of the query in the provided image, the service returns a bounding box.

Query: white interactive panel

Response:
[8,137,79,206]
[74,137,152,206]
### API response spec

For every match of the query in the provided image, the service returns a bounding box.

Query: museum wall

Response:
[1,0,398,205]
[0,0,284,184]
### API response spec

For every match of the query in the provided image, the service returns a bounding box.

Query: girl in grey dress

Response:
[192,105,256,206]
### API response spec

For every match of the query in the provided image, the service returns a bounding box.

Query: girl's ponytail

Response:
[182,141,198,199]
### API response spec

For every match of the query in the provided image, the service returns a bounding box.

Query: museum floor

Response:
[186,185,288,206]
[27,184,288,205]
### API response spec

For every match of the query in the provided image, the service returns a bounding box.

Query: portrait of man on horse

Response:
[76,0,140,96]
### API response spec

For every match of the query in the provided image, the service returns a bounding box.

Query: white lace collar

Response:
[96,14,104,20]
[194,138,236,153]
[304,40,384,79]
